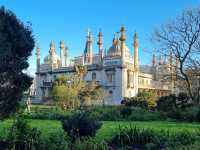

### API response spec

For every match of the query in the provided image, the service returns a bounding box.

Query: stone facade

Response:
[33,26,175,105]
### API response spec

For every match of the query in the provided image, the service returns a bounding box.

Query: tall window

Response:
[107,74,113,84]
[127,71,130,88]
[92,72,96,81]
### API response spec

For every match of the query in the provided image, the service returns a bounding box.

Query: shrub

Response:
[177,92,190,109]
[72,138,108,150]
[37,130,69,150]
[120,107,132,118]
[109,126,197,149]
[124,91,157,110]
[0,139,10,150]
[128,107,166,121]
[62,111,102,141]
[124,97,148,109]
[89,106,122,121]
[23,111,71,120]
[8,116,41,150]
[157,94,177,112]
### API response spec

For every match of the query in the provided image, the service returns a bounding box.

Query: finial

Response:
[98,28,103,36]
[134,31,138,39]
[119,25,126,41]
[60,40,65,48]
[133,31,139,48]
[36,44,40,56]
[50,40,54,47]
[120,24,125,32]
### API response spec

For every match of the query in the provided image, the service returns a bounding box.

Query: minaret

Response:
[49,41,55,67]
[36,45,40,72]
[84,30,93,64]
[64,47,69,67]
[151,53,157,80]
[97,30,103,62]
[60,40,65,67]
[133,32,139,71]
[152,53,156,67]
[119,25,126,65]
[133,32,139,95]
[159,55,163,65]
[88,31,93,64]
[35,45,42,102]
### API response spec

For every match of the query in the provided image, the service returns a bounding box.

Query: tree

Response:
[52,75,106,109]
[152,7,200,102]
[0,7,34,118]
[52,75,80,110]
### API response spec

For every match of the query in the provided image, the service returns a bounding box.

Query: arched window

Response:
[92,72,96,80]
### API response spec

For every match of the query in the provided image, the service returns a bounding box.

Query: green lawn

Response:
[0,119,200,141]
[96,121,200,141]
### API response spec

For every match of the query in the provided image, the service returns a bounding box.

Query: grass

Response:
[0,119,200,141]
[96,121,200,141]
[0,119,62,138]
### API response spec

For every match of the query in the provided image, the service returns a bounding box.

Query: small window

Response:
[109,90,113,95]
[92,72,96,80]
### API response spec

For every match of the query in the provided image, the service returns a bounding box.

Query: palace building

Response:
[33,26,177,105]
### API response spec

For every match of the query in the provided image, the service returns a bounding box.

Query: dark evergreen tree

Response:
[0,6,34,118]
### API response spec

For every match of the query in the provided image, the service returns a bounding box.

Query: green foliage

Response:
[120,107,132,118]
[72,138,108,150]
[157,94,177,112]
[52,75,105,109]
[89,106,122,121]
[8,116,41,150]
[177,92,190,109]
[110,126,198,149]
[128,107,166,121]
[52,75,80,110]
[23,111,71,120]
[0,6,34,118]
[124,91,157,110]
[38,130,69,150]
[0,117,69,150]
[62,111,102,141]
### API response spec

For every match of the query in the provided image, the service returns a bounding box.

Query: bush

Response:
[2,116,70,150]
[157,94,177,112]
[128,107,166,121]
[72,138,108,150]
[23,111,71,120]
[124,97,148,109]
[8,116,42,150]
[124,91,157,110]
[120,107,132,118]
[62,111,102,141]
[109,126,198,149]
[37,130,69,150]
[89,106,122,121]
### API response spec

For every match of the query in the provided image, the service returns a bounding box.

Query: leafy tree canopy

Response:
[0,6,34,118]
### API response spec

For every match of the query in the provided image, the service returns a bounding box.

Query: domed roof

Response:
[108,39,130,57]
[44,53,60,65]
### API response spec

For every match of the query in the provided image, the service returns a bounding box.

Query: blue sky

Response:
[1,0,199,76]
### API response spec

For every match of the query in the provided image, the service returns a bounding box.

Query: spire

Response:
[36,44,40,72]
[84,30,93,64]
[159,55,163,65]
[133,32,139,70]
[49,41,55,54]
[64,46,69,67]
[97,29,104,62]
[152,53,156,66]
[60,40,65,67]
[133,32,138,49]
[119,25,126,41]
[169,51,173,67]
[119,25,126,64]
